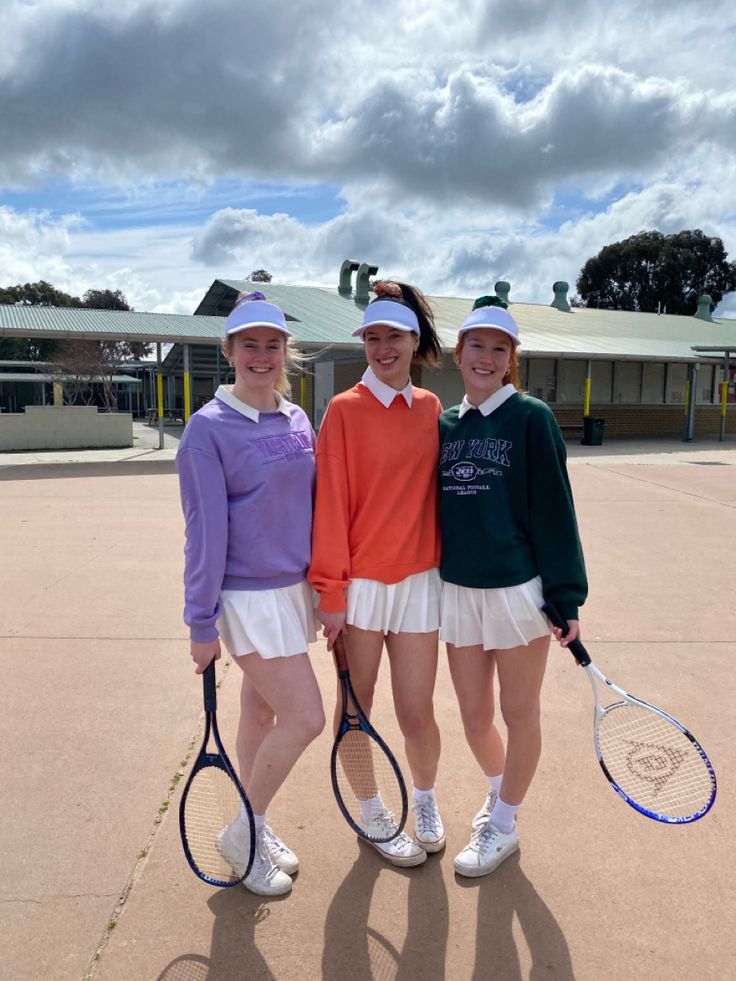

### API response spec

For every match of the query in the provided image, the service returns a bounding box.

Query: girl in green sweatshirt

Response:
[438,299,587,878]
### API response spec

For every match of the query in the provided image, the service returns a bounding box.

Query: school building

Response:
[2,260,736,447]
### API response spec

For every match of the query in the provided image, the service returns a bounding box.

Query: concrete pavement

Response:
[1,434,734,980]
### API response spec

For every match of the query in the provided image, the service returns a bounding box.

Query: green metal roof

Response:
[0,372,140,384]
[0,305,227,345]
[3,281,736,363]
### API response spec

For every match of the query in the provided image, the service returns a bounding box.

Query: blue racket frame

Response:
[330,635,408,843]
[543,601,716,824]
[179,660,256,886]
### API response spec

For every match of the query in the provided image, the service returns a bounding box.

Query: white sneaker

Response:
[471,790,498,831]
[412,796,446,852]
[218,821,292,897]
[262,825,299,875]
[453,821,519,878]
[358,809,427,867]
[217,816,252,879]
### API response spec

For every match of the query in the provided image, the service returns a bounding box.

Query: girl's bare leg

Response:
[233,652,325,815]
[494,635,550,805]
[446,642,506,778]
[384,630,441,790]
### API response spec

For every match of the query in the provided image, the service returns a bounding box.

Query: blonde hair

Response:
[222,333,309,399]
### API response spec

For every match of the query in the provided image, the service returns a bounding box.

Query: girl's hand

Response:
[190,638,221,674]
[552,620,580,648]
[317,609,347,651]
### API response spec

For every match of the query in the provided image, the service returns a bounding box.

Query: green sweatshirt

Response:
[439,391,587,621]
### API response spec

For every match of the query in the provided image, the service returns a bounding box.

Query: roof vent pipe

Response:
[338,260,360,297]
[495,281,511,306]
[694,294,714,322]
[355,262,379,308]
[551,281,571,312]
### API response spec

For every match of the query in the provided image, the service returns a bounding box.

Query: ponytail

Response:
[371,280,442,367]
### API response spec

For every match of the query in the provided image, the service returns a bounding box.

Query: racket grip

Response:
[541,602,591,667]
[332,633,349,675]
[202,660,217,711]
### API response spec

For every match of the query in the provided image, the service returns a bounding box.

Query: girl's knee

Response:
[398,710,436,739]
[461,710,495,741]
[289,703,326,746]
[500,698,541,733]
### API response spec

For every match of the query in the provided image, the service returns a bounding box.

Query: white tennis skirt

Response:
[218,580,317,659]
[440,576,551,650]
[347,569,442,634]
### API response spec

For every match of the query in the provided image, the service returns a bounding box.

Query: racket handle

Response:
[202,660,217,712]
[541,602,591,667]
[332,633,349,675]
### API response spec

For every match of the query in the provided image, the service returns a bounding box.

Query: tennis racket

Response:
[179,659,256,885]
[543,602,716,824]
[330,633,408,842]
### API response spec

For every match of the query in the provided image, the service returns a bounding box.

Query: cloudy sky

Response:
[2,0,736,315]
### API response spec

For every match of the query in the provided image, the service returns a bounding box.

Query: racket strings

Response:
[182,764,246,883]
[334,728,405,840]
[597,704,714,819]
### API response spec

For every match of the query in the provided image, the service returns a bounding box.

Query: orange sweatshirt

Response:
[309,384,441,613]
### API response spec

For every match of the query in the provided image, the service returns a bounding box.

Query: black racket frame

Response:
[330,633,408,843]
[179,659,255,886]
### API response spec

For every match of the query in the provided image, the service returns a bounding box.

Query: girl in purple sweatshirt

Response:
[176,292,325,897]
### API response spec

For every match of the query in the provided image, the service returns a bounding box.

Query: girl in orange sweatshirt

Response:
[309,281,445,867]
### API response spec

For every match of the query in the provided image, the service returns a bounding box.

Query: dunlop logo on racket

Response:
[543,602,716,825]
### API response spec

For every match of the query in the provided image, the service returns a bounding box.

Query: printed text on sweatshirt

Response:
[439,392,587,621]
[176,393,315,642]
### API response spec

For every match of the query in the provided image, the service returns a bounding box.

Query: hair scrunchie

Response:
[472,294,508,311]
[234,290,268,306]
[373,281,404,300]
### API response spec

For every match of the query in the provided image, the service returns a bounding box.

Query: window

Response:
[641,363,665,403]
[614,362,642,403]
[557,361,586,403]
[591,361,613,403]
[526,359,556,402]
[666,363,687,404]
[696,365,714,404]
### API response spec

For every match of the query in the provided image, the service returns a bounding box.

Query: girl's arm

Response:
[308,406,352,615]
[526,406,588,624]
[176,445,229,644]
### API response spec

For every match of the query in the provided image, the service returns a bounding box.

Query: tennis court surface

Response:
[1,437,733,981]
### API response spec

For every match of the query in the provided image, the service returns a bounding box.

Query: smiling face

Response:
[456,328,513,404]
[226,326,287,396]
[363,323,419,390]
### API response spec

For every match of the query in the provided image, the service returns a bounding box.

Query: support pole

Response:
[583,360,592,416]
[183,343,192,422]
[720,354,729,442]
[156,343,164,450]
[683,363,697,441]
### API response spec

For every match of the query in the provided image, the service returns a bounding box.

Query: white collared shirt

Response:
[458,383,516,418]
[359,365,413,408]
[215,385,291,423]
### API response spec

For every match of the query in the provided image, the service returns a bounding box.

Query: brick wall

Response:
[552,404,736,438]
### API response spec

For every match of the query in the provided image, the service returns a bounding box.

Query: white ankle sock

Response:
[486,774,503,793]
[413,785,436,802]
[253,813,266,833]
[360,793,384,824]
[489,797,518,834]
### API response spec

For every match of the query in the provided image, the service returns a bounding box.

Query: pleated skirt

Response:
[218,580,317,659]
[440,576,550,650]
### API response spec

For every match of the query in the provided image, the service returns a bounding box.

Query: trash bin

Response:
[581,416,605,446]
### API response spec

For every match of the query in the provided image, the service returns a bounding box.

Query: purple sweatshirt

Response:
[176,387,316,642]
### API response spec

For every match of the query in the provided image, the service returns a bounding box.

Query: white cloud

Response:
[1,0,735,314]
